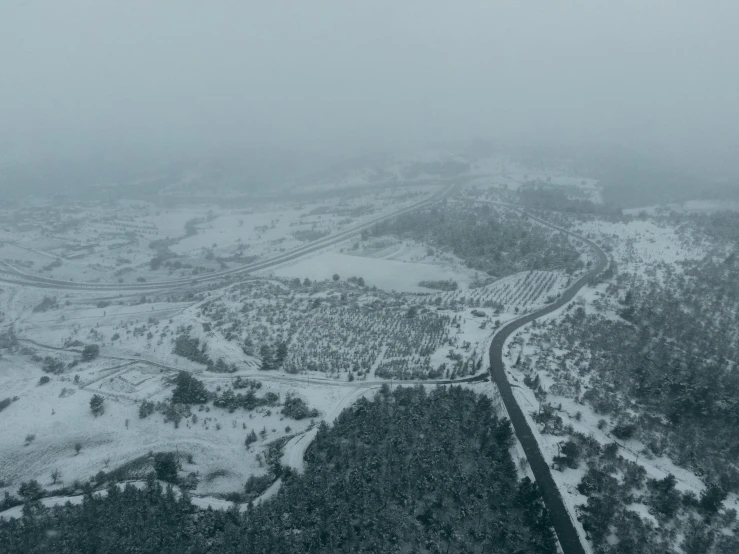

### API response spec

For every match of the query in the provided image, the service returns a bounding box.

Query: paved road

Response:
[485,208,608,554]
[0,183,457,292]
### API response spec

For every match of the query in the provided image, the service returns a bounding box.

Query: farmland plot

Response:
[433,270,570,312]
[191,279,489,380]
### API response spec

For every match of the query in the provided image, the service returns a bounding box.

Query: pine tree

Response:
[699,482,727,514]
[154,452,179,483]
[245,430,258,447]
[274,342,288,367]
[242,338,255,356]
[259,344,275,370]
[171,371,208,404]
[90,394,105,416]
[81,344,100,362]
[18,480,44,501]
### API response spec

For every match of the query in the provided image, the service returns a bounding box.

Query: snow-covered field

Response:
[8,159,733,554]
[576,219,706,268]
[0,161,606,521]
[260,250,483,293]
[3,183,560,509]
[0,185,439,286]
[1,269,552,509]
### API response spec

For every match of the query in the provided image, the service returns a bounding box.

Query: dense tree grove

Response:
[556,432,739,554]
[170,371,209,404]
[173,334,211,366]
[418,279,459,291]
[368,204,583,277]
[80,344,100,362]
[0,386,556,554]
[281,394,319,420]
[504,211,739,552]
[212,388,280,412]
[153,453,179,484]
[574,252,739,491]
[675,210,739,245]
[519,185,621,215]
[521,242,739,493]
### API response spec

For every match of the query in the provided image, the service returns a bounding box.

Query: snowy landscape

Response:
[2,149,738,554]
[3,3,739,551]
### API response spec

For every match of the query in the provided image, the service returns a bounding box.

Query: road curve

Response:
[486,207,607,554]
[0,184,457,292]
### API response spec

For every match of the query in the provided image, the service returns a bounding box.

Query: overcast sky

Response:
[1,0,738,170]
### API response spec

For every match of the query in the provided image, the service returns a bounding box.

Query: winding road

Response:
[482,204,608,554]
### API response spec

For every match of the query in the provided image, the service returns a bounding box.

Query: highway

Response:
[0,183,457,292]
